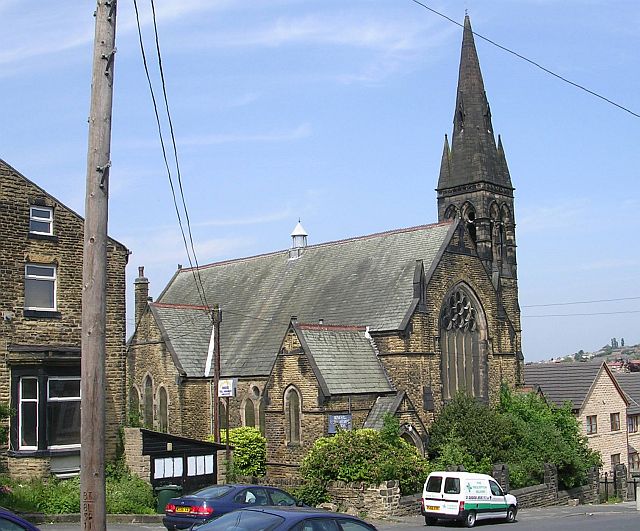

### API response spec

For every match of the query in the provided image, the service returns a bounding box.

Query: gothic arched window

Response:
[244,399,255,428]
[440,286,488,401]
[285,387,301,444]
[143,375,153,429]
[158,387,168,433]
[129,386,141,427]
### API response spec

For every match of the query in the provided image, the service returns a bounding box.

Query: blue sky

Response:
[1,0,638,361]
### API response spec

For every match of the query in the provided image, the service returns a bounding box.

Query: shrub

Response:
[291,479,330,507]
[300,415,429,495]
[208,427,267,478]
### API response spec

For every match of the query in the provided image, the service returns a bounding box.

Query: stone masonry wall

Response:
[0,161,128,476]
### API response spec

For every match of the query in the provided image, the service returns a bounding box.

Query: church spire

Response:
[438,15,512,191]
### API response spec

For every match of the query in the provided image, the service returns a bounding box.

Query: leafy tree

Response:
[427,389,600,490]
[428,392,513,464]
[497,386,601,489]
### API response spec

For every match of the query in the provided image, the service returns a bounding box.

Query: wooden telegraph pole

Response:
[81,1,117,530]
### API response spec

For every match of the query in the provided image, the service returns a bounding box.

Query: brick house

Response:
[127,16,524,474]
[0,159,129,479]
[524,361,629,472]
[612,372,640,472]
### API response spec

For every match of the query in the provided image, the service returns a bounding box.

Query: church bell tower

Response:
[437,15,522,369]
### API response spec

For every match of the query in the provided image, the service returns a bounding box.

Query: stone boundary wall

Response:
[235,476,402,519]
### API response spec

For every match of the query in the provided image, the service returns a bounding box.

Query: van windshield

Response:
[444,477,460,494]
[425,476,443,493]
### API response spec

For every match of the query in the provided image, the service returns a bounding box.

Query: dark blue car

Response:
[192,506,378,531]
[0,507,40,531]
[163,484,305,530]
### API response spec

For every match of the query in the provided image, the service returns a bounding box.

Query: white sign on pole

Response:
[218,378,238,397]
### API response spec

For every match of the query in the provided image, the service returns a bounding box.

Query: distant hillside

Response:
[538,342,640,364]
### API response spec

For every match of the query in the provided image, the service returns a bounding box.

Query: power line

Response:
[132,0,211,316]
[148,0,212,312]
[523,296,640,308]
[524,310,640,318]
[409,0,640,119]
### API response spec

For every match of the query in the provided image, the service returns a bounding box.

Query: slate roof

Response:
[524,361,606,411]
[363,393,405,430]
[153,221,455,378]
[295,324,393,395]
[613,373,640,416]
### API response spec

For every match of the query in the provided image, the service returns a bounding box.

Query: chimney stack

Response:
[134,266,149,325]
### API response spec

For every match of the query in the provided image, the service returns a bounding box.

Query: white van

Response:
[421,471,517,527]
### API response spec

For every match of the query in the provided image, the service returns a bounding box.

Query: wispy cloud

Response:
[178,123,312,146]
[517,197,591,233]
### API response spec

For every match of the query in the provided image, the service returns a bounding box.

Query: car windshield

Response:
[192,485,234,498]
[196,510,285,531]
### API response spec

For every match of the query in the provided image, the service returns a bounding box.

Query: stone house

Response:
[126,15,524,475]
[0,159,129,478]
[612,372,640,472]
[524,361,629,473]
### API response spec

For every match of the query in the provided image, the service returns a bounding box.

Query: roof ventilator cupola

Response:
[289,220,308,260]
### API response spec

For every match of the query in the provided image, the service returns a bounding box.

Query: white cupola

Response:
[289,220,308,260]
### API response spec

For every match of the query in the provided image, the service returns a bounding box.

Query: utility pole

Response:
[213,305,222,443]
[81,2,117,530]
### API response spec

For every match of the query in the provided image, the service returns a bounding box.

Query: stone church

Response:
[127,16,523,475]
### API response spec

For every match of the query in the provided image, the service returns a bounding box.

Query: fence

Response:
[598,464,631,502]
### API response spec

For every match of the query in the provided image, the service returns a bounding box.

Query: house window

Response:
[285,387,301,444]
[24,264,56,311]
[586,415,597,435]
[158,387,168,433]
[19,378,38,450]
[244,399,255,428]
[47,377,81,448]
[628,415,639,433]
[630,452,640,471]
[610,412,621,431]
[29,206,53,235]
[12,368,81,453]
[611,453,621,468]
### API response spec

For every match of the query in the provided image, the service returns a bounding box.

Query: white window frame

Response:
[29,206,53,235]
[47,376,81,450]
[24,264,57,311]
[18,377,38,451]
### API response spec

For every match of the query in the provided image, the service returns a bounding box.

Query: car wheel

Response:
[424,516,437,526]
[464,510,476,528]
[506,505,517,523]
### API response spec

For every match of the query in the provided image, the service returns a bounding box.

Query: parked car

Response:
[0,506,40,531]
[163,484,305,530]
[191,506,378,531]
[421,471,517,527]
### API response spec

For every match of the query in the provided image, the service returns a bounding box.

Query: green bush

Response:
[0,464,155,515]
[291,479,330,507]
[300,415,429,495]
[208,426,267,478]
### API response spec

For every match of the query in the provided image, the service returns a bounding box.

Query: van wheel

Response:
[464,510,477,528]
[424,516,437,526]
[506,505,517,523]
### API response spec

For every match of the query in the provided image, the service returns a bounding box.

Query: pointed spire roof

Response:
[291,220,308,237]
[438,15,513,191]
